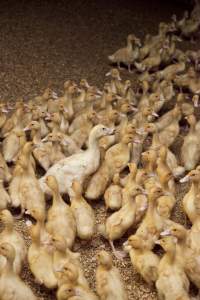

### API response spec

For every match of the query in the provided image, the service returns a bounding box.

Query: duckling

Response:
[1,106,24,137]
[181,114,200,171]
[108,34,141,72]
[153,104,181,131]
[70,180,95,240]
[161,221,200,289]
[85,162,111,200]
[17,144,46,218]
[43,132,65,164]
[156,55,186,81]
[24,121,51,171]
[2,128,26,163]
[96,250,127,300]
[98,184,145,258]
[180,169,200,223]
[28,221,57,289]
[123,235,160,286]
[39,125,115,197]
[156,146,175,193]
[155,236,190,300]
[104,134,134,174]
[52,235,89,289]
[135,186,165,250]
[8,164,23,208]
[0,210,27,274]
[45,175,76,249]
[57,282,98,300]
[0,243,37,300]
[104,172,122,211]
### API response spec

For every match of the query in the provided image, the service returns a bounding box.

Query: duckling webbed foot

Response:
[109,241,127,260]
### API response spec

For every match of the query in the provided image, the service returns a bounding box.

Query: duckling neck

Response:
[127,39,133,51]
[52,191,64,206]
[165,247,176,264]
[32,129,41,144]
[88,132,100,152]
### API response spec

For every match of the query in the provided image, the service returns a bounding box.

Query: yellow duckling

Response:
[135,186,165,250]
[0,210,27,274]
[17,145,46,218]
[0,243,38,300]
[180,169,200,224]
[123,235,160,286]
[181,114,200,170]
[160,221,200,289]
[8,164,24,209]
[57,282,98,300]
[2,129,26,163]
[98,184,145,259]
[156,146,175,193]
[155,236,190,300]
[96,250,128,300]
[104,172,122,211]
[52,235,89,289]
[46,175,76,249]
[24,121,51,171]
[70,180,95,240]
[27,221,57,289]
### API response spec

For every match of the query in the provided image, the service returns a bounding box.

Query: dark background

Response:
[0,0,192,100]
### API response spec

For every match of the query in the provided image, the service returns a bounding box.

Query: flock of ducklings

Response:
[0,2,200,300]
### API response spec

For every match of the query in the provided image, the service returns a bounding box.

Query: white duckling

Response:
[39,124,114,197]
[0,243,37,300]
[96,250,128,300]
[45,175,76,249]
[0,210,27,274]
[70,180,95,240]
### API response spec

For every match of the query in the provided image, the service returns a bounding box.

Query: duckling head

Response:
[80,78,90,89]
[161,222,187,241]
[96,250,113,269]
[144,123,156,134]
[90,124,115,140]
[24,121,40,132]
[57,283,75,300]
[87,111,98,123]
[149,186,164,201]
[63,80,73,91]
[57,262,79,284]
[125,235,143,250]
[128,184,145,197]
[155,236,177,253]
[0,242,15,263]
[142,149,157,164]
[180,169,200,183]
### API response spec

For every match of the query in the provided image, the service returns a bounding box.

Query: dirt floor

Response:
[0,0,199,299]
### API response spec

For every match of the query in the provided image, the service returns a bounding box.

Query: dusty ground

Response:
[0,0,199,299]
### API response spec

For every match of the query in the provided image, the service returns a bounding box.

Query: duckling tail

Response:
[108,55,115,62]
